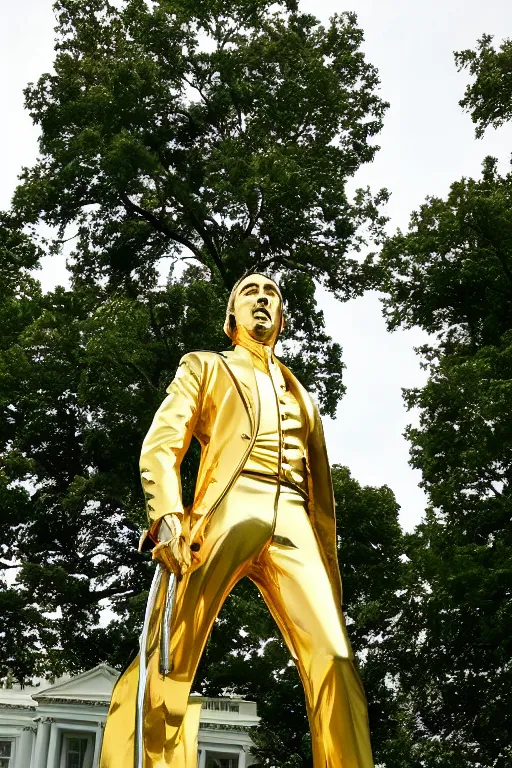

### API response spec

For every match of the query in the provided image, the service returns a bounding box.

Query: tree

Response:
[15,0,387,298]
[456,35,512,137]
[331,467,408,768]
[0,217,50,685]
[378,41,512,763]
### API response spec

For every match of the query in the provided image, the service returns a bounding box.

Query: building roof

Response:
[33,663,120,705]
[0,687,38,710]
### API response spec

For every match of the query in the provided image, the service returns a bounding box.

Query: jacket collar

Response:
[231,326,274,373]
[223,345,259,426]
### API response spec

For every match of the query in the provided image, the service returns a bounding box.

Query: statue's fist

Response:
[151,514,191,576]
[152,535,191,576]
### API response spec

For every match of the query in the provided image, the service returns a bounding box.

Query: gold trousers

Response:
[100,474,374,768]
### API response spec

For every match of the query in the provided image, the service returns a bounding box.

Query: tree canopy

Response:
[456,34,512,137]
[16,0,387,295]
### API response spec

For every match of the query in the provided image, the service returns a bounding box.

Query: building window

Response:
[203,699,240,713]
[60,734,94,768]
[0,741,13,768]
[205,754,239,768]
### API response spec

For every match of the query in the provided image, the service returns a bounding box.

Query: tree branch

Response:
[244,189,264,239]
[121,358,160,392]
[185,212,228,285]
[86,587,136,604]
[249,254,313,276]
[183,75,211,109]
[465,217,512,290]
[124,178,229,287]
[148,296,174,368]
[120,192,204,262]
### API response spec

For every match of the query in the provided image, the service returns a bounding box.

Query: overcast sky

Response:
[1,0,511,531]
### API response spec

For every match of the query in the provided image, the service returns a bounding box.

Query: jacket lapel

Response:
[221,346,259,431]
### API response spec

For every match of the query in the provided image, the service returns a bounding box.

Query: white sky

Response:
[1,0,511,531]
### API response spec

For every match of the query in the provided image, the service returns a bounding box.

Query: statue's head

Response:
[224,273,284,346]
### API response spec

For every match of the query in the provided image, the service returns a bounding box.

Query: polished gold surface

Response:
[101,274,374,768]
[245,360,307,494]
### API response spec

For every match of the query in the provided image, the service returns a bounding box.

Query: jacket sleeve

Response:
[306,401,343,608]
[139,353,202,544]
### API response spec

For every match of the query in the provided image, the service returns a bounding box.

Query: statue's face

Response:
[232,274,282,343]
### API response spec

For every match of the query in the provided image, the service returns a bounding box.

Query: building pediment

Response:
[32,663,120,704]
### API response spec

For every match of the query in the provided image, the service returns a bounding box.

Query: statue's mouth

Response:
[253,307,271,321]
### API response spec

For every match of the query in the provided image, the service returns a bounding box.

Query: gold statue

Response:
[101,274,374,768]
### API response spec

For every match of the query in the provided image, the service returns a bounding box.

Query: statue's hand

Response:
[152,514,191,577]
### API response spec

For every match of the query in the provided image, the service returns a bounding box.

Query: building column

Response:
[46,723,59,768]
[33,719,51,768]
[92,722,104,768]
[238,747,247,768]
[17,727,35,768]
[198,746,207,768]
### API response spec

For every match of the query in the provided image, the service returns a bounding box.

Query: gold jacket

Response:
[139,344,342,606]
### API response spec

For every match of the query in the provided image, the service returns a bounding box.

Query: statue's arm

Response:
[139,354,202,557]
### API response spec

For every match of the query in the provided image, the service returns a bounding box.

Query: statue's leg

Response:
[249,485,375,768]
[101,473,276,768]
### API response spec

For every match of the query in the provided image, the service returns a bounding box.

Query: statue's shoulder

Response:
[179,349,230,372]
[182,349,229,361]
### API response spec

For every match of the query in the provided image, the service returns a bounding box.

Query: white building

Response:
[0,664,259,768]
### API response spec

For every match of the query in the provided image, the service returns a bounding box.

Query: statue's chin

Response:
[249,323,274,342]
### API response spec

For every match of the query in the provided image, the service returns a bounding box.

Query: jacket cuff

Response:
[138,512,184,553]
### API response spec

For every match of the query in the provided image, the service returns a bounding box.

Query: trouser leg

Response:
[249,486,374,768]
[101,474,276,768]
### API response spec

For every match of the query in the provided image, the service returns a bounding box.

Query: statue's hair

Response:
[223,272,284,340]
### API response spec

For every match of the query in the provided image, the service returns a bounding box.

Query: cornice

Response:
[0,703,36,711]
[35,697,109,708]
[200,723,253,733]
